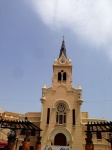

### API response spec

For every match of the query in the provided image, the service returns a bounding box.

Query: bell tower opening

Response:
[63,72,66,81]
[58,72,61,81]
[54,133,66,146]
[58,70,67,82]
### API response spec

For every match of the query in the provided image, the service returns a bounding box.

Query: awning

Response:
[0,143,7,148]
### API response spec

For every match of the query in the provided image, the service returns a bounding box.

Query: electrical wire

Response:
[0,98,112,103]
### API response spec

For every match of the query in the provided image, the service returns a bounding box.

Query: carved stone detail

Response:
[53,100,70,110]
[48,126,72,144]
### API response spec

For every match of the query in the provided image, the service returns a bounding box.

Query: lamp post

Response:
[109,133,112,150]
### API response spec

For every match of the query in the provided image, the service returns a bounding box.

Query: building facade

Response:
[0,40,111,150]
[40,40,83,150]
[39,40,110,150]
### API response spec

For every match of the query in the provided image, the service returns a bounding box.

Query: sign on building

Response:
[42,145,72,150]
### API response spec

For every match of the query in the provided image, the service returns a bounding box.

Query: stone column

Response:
[35,136,41,150]
[22,130,30,150]
[85,132,94,150]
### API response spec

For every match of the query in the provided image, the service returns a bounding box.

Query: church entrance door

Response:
[54,133,66,146]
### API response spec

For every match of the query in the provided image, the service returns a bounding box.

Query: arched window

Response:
[58,70,67,82]
[58,72,61,81]
[46,108,50,124]
[63,72,66,81]
[56,103,66,124]
[72,109,75,126]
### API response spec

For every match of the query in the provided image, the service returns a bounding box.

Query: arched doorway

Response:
[54,133,66,146]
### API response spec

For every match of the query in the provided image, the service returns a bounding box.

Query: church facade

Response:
[40,40,83,150]
[39,40,110,150]
[0,40,111,150]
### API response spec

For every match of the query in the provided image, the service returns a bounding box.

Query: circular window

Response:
[59,58,66,64]
[57,103,66,113]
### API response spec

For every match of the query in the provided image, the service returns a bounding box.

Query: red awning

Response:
[0,145,6,148]
[0,140,7,148]
[0,143,7,148]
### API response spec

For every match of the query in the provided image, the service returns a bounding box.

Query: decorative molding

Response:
[53,100,70,110]
[48,126,73,144]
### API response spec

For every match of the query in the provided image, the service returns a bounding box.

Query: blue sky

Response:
[0,0,112,121]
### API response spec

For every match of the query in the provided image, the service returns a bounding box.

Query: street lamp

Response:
[109,133,112,150]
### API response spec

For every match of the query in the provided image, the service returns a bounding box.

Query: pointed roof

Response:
[78,84,82,89]
[42,83,46,89]
[59,39,67,58]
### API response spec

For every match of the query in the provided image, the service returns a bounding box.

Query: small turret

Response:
[77,84,83,105]
[78,84,82,90]
[40,83,46,104]
[42,83,46,90]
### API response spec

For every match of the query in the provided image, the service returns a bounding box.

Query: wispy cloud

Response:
[26,0,112,61]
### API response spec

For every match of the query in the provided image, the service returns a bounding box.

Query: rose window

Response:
[56,103,66,124]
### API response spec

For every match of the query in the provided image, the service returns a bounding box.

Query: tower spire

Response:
[59,38,67,58]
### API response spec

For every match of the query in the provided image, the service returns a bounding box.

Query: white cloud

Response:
[26,0,112,61]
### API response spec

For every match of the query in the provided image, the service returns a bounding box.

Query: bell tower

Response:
[52,40,72,90]
[40,39,83,150]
